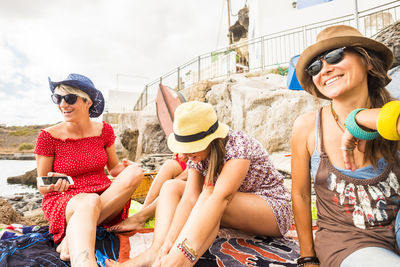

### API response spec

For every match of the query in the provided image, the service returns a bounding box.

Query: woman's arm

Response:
[165,158,250,265]
[105,144,128,177]
[291,114,317,258]
[36,154,65,195]
[342,107,400,170]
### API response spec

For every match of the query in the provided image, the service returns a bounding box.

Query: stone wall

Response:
[117,73,327,163]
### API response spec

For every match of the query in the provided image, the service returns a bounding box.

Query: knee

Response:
[80,194,102,216]
[159,179,182,196]
[122,164,144,187]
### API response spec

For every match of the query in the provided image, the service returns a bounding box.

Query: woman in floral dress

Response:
[34,73,144,267]
[107,101,292,267]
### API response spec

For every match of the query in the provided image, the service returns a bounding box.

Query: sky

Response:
[0,0,245,126]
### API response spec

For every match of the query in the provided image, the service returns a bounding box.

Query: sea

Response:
[0,160,38,197]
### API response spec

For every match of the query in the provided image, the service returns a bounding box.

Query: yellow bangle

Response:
[377,101,400,140]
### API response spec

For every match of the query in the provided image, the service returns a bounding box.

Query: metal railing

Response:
[134,1,400,111]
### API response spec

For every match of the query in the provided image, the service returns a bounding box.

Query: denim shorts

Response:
[340,211,400,267]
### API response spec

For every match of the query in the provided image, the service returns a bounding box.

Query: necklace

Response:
[330,104,346,132]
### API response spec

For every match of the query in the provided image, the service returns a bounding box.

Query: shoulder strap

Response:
[318,107,326,154]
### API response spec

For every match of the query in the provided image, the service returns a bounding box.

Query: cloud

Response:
[0,0,236,126]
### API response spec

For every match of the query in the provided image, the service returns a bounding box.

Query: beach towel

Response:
[0,225,120,267]
[116,227,300,266]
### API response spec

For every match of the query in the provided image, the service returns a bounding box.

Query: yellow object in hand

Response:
[377,101,400,141]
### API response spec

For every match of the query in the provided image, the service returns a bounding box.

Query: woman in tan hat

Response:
[107,101,292,266]
[292,25,400,267]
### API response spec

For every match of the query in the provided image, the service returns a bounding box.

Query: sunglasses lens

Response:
[324,48,345,65]
[64,94,78,105]
[51,94,78,105]
[306,47,345,76]
[306,60,322,76]
[51,94,62,104]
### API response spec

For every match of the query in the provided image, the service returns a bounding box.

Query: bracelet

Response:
[297,256,320,266]
[345,108,380,140]
[177,238,198,263]
[377,101,400,141]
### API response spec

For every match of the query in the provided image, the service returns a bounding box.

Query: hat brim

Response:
[48,78,105,118]
[167,123,229,153]
[297,36,393,100]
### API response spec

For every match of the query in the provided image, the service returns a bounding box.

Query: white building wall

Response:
[249,0,395,39]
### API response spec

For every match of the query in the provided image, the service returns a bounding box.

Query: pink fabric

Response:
[175,153,187,171]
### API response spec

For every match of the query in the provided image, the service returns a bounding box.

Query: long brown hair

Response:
[204,138,227,186]
[351,46,398,167]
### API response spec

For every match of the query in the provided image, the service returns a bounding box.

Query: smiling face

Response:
[183,145,211,164]
[54,85,92,122]
[57,95,92,121]
[311,48,369,100]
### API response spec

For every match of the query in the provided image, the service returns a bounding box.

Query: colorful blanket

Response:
[0,225,119,267]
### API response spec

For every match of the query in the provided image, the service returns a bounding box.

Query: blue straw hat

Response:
[48,73,105,117]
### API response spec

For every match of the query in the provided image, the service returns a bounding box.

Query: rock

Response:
[120,128,139,160]
[0,198,29,225]
[387,65,400,99]
[204,73,328,153]
[7,168,38,186]
[3,195,23,201]
[116,104,170,161]
[374,20,400,68]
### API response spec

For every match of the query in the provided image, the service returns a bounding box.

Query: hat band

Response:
[175,121,219,143]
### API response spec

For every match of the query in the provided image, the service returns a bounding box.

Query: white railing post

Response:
[198,56,201,82]
[177,67,180,91]
[354,0,360,30]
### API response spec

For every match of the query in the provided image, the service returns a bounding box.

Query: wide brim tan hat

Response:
[297,25,393,100]
[167,101,229,153]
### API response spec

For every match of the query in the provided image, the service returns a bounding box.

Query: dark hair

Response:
[351,46,398,167]
[205,138,227,185]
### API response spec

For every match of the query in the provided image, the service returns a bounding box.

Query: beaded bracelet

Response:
[177,238,198,263]
[345,108,379,140]
[377,101,400,141]
[297,256,320,266]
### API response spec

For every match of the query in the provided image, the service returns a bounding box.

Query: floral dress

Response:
[34,121,130,243]
[188,130,292,235]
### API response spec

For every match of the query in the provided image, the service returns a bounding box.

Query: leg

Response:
[98,164,144,224]
[108,199,158,232]
[63,193,102,267]
[143,159,183,208]
[341,247,400,267]
[106,179,187,267]
[109,160,183,232]
[221,192,281,236]
[158,188,219,267]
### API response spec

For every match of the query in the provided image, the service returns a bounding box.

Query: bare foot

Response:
[56,237,70,261]
[110,247,158,267]
[108,214,146,233]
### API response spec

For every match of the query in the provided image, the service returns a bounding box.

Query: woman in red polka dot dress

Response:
[34,73,144,267]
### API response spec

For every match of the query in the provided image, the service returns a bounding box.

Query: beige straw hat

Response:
[296,25,393,99]
[167,101,229,153]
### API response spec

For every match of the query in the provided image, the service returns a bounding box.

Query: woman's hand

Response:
[341,129,366,171]
[39,172,71,194]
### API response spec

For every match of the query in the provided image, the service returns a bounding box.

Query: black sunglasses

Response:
[306,47,347,76]
[51,94,79,105]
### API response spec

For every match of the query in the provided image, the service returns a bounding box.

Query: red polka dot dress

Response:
[34,121,130,243]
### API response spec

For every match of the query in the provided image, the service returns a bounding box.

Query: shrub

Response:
[8,127,37,136]
[18,143,34,151]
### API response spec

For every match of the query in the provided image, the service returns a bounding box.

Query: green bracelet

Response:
[345,108,380,140]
